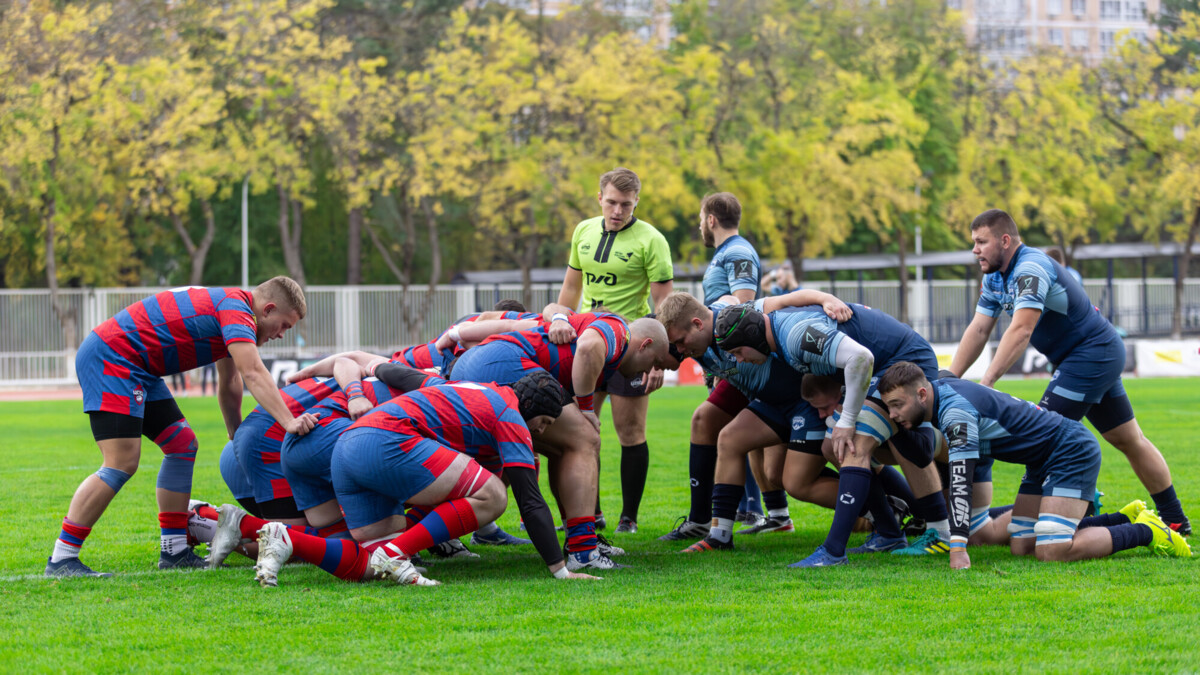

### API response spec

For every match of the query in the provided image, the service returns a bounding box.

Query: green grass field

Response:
[2,379,1198,673]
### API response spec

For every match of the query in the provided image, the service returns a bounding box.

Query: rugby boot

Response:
[159,547,207,570]
[680,536,734,553]
[1118,500,1147,523]
[369,548,440,586]
[254,522,292,587]
[848,532,908,554]
[470,526,532,546]
[891,529,951,555]
[788,545,848,568]
[565,547,628,571]
[45,557,112,578]
[427,538,480,559]
[737,516,795,535]
[1139,510,1192,558]
[207,504,249,569]
[658,517,710,542]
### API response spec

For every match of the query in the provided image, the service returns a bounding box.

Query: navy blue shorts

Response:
[219,440,253,502]
[331,426,461,530]
[449,340,533,387]
[231,413,292,504]
[1016,421,1101,501]
[747,398,825,452]
[281,411,349,511]
[1039,338,1134,434]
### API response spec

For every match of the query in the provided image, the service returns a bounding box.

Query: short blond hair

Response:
[255,276,307,318]
[656,292,707,331]
[599,167,641,196]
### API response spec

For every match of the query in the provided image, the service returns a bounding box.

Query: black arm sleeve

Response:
[948,457,977,541]
[372,362,444,393]
[506,466,563,569]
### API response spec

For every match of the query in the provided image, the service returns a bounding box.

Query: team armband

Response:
[551,313,569,323]
[344,381,365,400]
[575,392,594,412]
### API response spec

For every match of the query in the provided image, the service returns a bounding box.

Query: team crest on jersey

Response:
[801,326,830,355]
[132,385,145,405]
[1016,275,1040,298]
[580,242,593,254]
[946,422,968,449]
[614,250,631,262]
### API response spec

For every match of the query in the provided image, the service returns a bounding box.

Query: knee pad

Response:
[1007,515,1037,539]
[969,506,992,536]
[95,466,132,493]
[1034,514,1079,547]
[446,460,489,500]
[154,420,198,492]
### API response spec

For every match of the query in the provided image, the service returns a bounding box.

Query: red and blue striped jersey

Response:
[93,287,257,376]
[349,382,535,475]
[389,312,541,369]
[245,377,341,441]
[477,312,629,393]
[312,374,446,426]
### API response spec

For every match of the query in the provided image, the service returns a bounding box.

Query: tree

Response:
[1100,15,1200,338]
[0,2,141,360]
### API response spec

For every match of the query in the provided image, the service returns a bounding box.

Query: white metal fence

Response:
[2,278,1199,385]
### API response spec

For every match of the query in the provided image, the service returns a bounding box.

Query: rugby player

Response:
[877,362,1191,566]
[705,300,952,566]
[950,209,1189,534]
[654,291,853,548]
[544,167,674,533]
[45,278,318,577]
[253,372,602,586]
[694,192,769,532]
[449,312,670,569]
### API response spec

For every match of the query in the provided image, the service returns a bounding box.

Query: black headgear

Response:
[511,370,567,422]
[713,304,771,357]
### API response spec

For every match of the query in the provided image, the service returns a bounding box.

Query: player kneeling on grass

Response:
[876,362,1191,568]
[252,371,601,586]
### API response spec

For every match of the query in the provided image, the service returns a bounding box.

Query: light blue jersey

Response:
[977,245,1116,365]
[696,300,804,406]
[765,304,937,379]
[702,235,761,304]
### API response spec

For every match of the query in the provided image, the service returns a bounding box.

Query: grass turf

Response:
[1,379,1198,673]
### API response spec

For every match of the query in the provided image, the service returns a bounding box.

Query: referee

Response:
[544,167,674,533]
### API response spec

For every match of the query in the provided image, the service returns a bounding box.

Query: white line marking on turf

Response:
[3,566,249,582]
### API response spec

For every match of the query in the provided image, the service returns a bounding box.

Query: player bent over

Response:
[449,312,670,569]
[654,291,850,546]
[877,362,1190,568]
[46,278,317,577]
[252,372,600,586]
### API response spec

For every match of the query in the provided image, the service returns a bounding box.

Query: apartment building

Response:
[471,0,675,46]
[956,0,1159,62]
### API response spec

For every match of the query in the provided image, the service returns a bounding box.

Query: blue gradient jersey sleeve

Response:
[975,246,1115,364]
[769,307,847,375]
[938,395,981,463]
[703,235,761,304]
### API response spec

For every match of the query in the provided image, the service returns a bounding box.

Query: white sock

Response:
[50,541,81,563]
[768,507,790,519]
[475,521,500,536]
[160,534,189,556]
[928,519,951,541]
